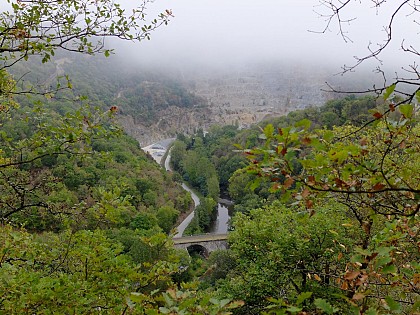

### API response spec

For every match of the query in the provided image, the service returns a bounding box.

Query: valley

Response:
[11,53,379,146]
[1,1,418,314]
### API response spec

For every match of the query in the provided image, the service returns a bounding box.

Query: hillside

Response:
[10,53,210,145]
[10,54,380,145]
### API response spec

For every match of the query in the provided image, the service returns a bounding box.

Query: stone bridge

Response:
[173,234,228,257]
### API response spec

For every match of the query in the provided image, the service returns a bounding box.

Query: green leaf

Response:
[259,133,267,140]
[249,177,262,191]
[209,298,219,305]
[323,130,334,142]
[266,297,285,305]
[384,296,402,312]
[295,118,311,130]
[263,124,275,139]
[382,264,397,274]
[365,307,379,315]
[399,104,414,118]
[286,305,303,313]
[129,292,145,303]
[104,49,111,57]
[162,293,174,307]
[314,298,337,314]
[416,90,420,104]
[377,246,393,256]
[296,291,312,305]
[374,256,392,268]
[383,83,396,100]
[219,299,231,308]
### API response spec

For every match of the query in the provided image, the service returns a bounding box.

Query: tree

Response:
[0,0,173,222]
[0,2,243,314]
[170,140,187,171]
[242,104,419,313]
[0,0,171,70]
[219,201,358,314]
[196,197,217,232]
[157,205,180,233]
[316,1,420,108]
[246,4,420,311]
[0,225,177,313]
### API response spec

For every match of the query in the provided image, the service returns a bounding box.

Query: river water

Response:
[209,202,231,234]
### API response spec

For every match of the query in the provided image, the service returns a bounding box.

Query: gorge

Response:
[144,139,231,238]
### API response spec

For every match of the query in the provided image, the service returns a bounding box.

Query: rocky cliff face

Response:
[118,105,214,147]
[118,63,370,145]
[140,64,336,136]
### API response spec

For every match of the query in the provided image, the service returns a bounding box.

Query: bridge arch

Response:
[187,244,209,258]
[173,234,228,257]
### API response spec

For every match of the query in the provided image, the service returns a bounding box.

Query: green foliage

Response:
[130,212,159,231]
[171,126,249,198]
[2,1,418,312]
[183,216,203,235]
[228,168,273,214]
[217,202,355,314]
[0,101,123,230]
[157,205,180,234]
[156,285,244,315]
[195,197,218,232]
[178,148,220,199]
[200,250,238,288]
[0,0,171,70]
[263,95,381,129]
[177,96,383,217]
[1,224,243,314]
[240,103,419,313]
[116,79,206,124]
[0,1,242,313]
[314,298,339,314]
[0,225,174,313]
[0,102,190,232]
[170,136,223,231]
[86,186,135,229]
[383,84,396,101]
[263,292,313,315]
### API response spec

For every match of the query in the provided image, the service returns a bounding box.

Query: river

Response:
[162,145,231,238]
[208,201,231,234]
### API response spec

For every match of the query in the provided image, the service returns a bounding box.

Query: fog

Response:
[112,0,417,77]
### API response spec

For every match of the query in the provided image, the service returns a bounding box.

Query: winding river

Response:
[164,147,231,238]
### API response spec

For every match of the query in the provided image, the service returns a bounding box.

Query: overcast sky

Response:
[115,0,417,73]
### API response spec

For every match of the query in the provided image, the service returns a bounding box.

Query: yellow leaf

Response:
[352,293,365,300]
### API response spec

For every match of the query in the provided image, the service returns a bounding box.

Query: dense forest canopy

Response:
[0,1,240,313]
[170,97,418,314]
[158,87,419,313]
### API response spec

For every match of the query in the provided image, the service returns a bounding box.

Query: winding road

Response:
[164,148,200,238]
[145,139,230,238]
